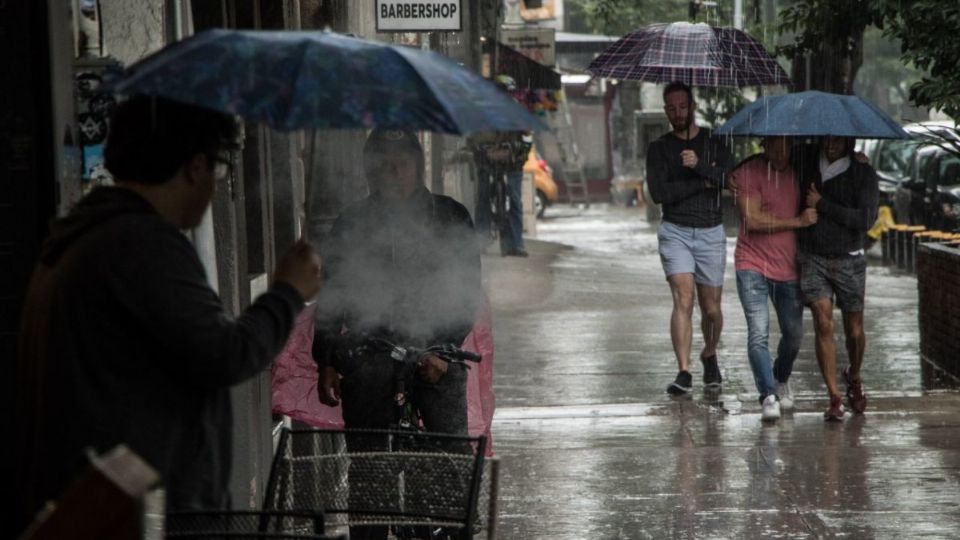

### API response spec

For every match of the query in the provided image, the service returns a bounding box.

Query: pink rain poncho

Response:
[271,299,496,455]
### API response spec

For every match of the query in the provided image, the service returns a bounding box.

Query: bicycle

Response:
[301,337,486,540]
[340,336,481,432]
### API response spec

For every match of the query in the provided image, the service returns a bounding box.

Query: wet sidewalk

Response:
[481,205,960,539]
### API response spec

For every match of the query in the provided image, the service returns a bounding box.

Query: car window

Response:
[939,153,960,187]
[875,140,915,176]
[919,152,939,188]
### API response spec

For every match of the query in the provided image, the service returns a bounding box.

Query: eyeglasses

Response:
[211,154,233,180]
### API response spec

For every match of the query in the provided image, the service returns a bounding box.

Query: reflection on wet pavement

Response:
[484,205,960,539]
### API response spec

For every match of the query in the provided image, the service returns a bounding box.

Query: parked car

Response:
[524,146,558,218]
[863,121,959,225]
[895,144,960,231]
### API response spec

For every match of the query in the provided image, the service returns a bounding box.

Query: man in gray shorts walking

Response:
[646,82,733,395]
[797,135,879,421]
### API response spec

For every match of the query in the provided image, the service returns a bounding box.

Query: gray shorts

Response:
[657,221,727,287]
[798,251,867,312]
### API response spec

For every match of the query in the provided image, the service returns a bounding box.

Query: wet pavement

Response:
[480,204,960,539]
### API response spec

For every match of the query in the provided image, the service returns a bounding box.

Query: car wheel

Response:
[535,190,547,218]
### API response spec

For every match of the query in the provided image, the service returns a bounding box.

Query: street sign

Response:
[376,0,462,32]
[500,27,556,67]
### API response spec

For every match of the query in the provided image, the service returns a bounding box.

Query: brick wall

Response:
[917,243,960,377]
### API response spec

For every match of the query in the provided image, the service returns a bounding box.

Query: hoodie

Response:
[14,187,303,532]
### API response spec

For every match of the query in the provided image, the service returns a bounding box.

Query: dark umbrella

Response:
[107,29,547,134]
[715,91,909,139]
[586,22,790,87]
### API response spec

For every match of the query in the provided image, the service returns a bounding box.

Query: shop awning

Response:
[491,40,562,90]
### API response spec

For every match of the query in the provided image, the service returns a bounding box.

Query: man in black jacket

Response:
[314,129,482,434]
[797,135,879,421]
[646,82,733,396]
[13,96,322,533]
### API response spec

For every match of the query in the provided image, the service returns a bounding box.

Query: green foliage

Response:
[567,0,688,36]
[876,0,960,120]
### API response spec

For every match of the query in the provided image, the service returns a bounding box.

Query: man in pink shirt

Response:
[732,136,818,421]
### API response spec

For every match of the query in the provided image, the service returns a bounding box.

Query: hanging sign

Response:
[376,0,462,32]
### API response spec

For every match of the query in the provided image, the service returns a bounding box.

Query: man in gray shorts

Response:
[646,82,733,395]
[797,135,879,421]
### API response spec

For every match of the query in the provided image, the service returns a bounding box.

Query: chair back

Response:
[264,429,486,539]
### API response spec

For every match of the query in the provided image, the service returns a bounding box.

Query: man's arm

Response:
[693,136,734,187]
[814,166,880,232]
[117,223,305,389]
[737,196,816,232]
[646,140,712,205]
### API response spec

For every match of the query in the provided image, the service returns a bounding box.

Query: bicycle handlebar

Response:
[358,337,482,365]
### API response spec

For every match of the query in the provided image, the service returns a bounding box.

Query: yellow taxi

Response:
[524,147,558,218]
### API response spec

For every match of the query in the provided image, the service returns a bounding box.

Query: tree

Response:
[777,0,881,94]
[876,0,960,121]
[566,0,688,36]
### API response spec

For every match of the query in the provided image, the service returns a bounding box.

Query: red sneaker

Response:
[844,367,867,414]
[824,394,845,422]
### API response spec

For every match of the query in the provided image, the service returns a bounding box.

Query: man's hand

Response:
[417,354,448,384]
[798,207,818,227]
[726,172,739,196]
[317,366,341,407]
[806,184,822,208]
[274,239,322,301]
[680,149,699,169]
[854,151,869,164]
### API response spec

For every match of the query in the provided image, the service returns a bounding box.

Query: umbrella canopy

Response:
[715,91,910,139]
[107,29,547,134]
[586,22,790,88]
[492,40,562,90]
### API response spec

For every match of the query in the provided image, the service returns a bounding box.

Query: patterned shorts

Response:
[798,251,867,312]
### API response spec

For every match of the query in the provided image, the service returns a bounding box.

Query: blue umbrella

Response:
[715,91,909,139]
[107,29,547,134]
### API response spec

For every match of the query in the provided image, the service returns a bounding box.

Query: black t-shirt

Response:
[646,128,733,228]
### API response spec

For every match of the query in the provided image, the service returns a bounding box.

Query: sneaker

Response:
[824,394,845,422]
[504,248,529,257]
[775,381,794,411]
[761,394,781,422]
[701,355,722,387]
[843,367,867,414]
[667,370,693,395]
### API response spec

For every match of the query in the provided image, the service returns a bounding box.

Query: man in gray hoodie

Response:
[14,95,322,534]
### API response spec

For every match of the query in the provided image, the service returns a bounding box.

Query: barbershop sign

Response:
[376,0,462,32]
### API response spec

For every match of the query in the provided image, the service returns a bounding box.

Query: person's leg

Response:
[658,222,697,374]
[505,169,526,252]
[833,255,868,381]
[799,251,844,419]
[736,270,776,400]
[842,310,865,378]
[474,166,493,241]
[667,274,697,373]
[772,280,804,383]
[696,283,723,360]
[809,298,839,397]
[692,225,726,359]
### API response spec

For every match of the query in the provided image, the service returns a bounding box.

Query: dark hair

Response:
[104,95,239,184]
[663,81,693,103]
[362,129,425,180]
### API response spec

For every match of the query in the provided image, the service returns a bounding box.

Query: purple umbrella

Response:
[586,22,790,88]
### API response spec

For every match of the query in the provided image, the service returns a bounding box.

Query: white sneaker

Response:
[761,394,781,422]
[776,381,794,411]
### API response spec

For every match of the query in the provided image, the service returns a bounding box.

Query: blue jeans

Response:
[505,169,525,251]
[736,270,804,401]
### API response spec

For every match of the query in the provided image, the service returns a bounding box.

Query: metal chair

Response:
[263,429,488,540]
